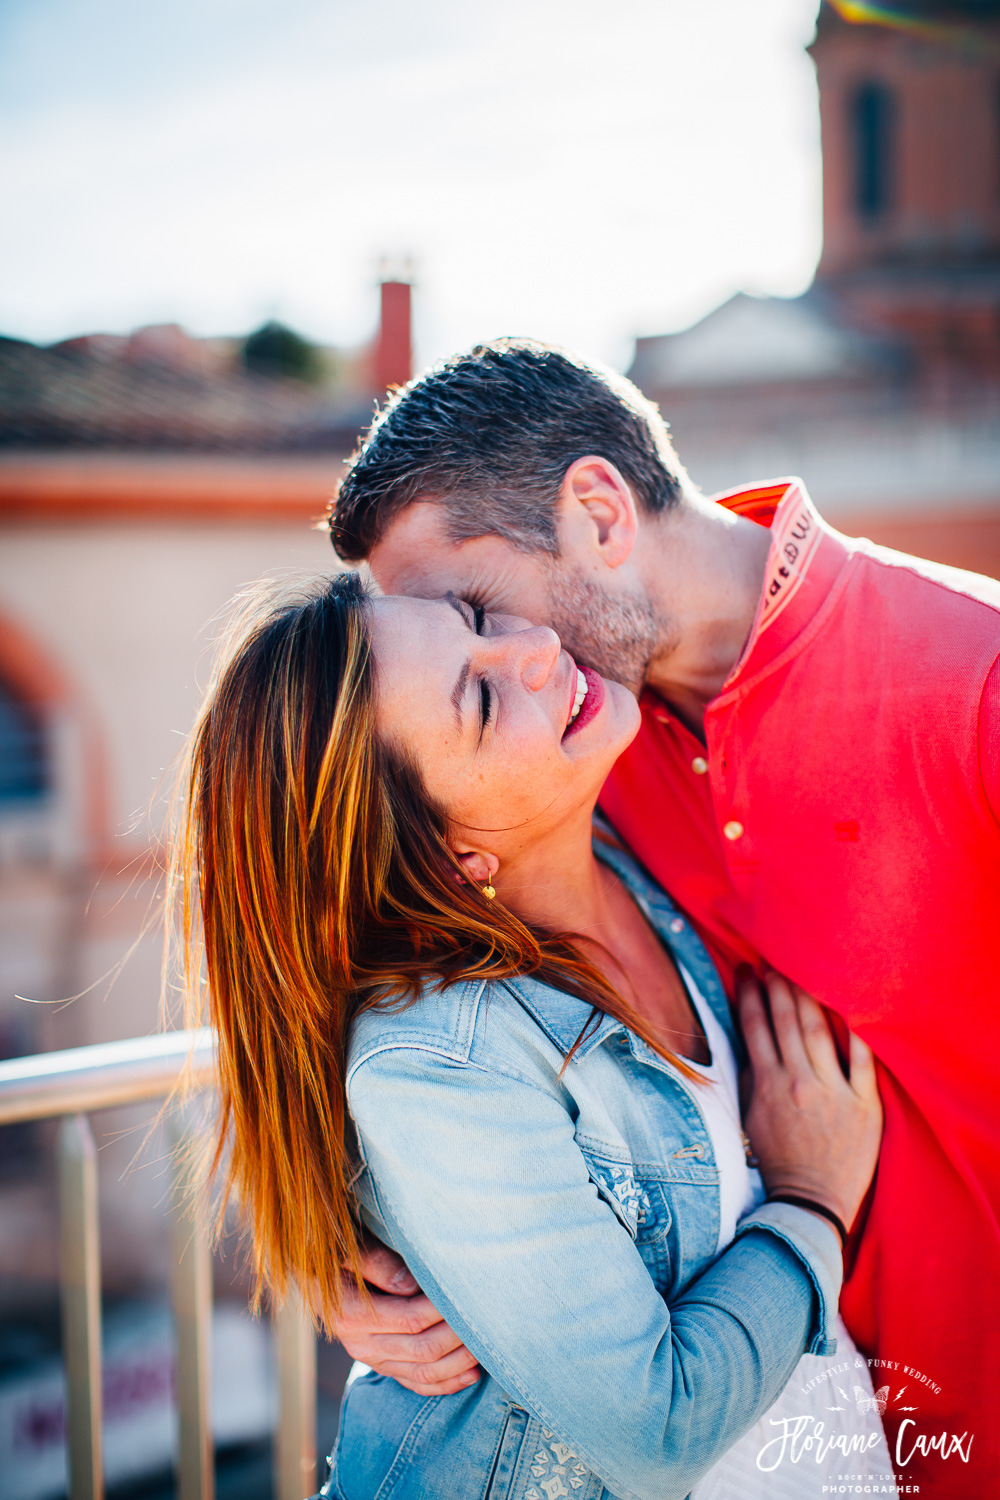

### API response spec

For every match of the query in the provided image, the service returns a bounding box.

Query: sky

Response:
[0,0,824,371]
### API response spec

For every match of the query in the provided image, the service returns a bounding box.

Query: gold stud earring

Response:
[482,875,496,900]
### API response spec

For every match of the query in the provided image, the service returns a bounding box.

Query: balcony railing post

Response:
[273,1288,317,1500]
[171,1112,215,1500]
[58,1112,103,1500]
[1,1034,325,1500]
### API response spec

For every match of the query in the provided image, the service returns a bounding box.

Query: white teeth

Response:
[568,668,588,725]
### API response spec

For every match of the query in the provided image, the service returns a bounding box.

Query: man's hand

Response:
[333,1239,481,1396]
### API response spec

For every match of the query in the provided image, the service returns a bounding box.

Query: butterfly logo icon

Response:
[855,1385,889,1416]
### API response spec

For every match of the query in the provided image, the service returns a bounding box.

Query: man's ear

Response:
[451,847,500,888]
[557,456,639,570]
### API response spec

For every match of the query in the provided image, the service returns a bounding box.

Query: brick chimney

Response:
[374,279,413,393]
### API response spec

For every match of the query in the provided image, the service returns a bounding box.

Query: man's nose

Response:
[513,626,563,692]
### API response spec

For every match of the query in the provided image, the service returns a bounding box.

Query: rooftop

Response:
[0,327,372,454]
[627,291,905,392]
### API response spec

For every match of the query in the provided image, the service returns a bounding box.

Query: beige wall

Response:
[3,523,334,848]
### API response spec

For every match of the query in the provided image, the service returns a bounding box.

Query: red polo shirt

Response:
[600,479,1000,1496]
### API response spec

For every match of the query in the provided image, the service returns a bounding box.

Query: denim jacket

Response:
[327,833,843,1500]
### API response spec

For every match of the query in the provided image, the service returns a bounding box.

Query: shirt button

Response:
[691,756,708,775]
[655,711,670,726]
[723,820,744,841]
[670,917,684,933]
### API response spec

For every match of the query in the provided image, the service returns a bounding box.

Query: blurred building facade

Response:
[629,0,1000,577]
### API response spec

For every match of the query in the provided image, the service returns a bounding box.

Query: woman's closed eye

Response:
[474,606,494,736]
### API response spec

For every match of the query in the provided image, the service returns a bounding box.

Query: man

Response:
[326,339,999,1495]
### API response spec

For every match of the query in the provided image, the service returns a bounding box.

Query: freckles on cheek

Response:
[454,765,494,818]
[432,755,491,824]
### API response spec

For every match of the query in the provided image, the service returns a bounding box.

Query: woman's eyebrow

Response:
[443,594,474,732]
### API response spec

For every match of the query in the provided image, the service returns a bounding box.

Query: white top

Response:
[678,963,765,1252]
[676,966,893,1498]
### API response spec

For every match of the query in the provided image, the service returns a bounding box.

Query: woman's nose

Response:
[512,626,562,692]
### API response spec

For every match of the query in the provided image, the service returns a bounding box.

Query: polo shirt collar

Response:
[713,477,853,693]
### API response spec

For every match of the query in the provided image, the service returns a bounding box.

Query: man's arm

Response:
[979,650,1000,823]
[332,1237,481,1396]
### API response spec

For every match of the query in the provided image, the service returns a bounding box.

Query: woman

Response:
[174,571,890,1500]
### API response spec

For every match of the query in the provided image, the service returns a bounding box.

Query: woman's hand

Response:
[739,972,882,1233]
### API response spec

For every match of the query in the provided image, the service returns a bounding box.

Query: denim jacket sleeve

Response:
[347,1037,843,1500]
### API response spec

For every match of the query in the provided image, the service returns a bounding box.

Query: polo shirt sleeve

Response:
[979,651,1000,823]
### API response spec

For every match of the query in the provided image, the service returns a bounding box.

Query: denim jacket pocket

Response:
[332,1371,606,1500]
[488,1409,605,1500]
[484,1405,530,1498]
[578,1147,672,1245]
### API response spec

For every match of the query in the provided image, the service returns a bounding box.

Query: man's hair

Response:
[329,338,690,561]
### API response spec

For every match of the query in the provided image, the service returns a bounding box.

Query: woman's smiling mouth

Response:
[568,668,588,726]
[562,663,605,740]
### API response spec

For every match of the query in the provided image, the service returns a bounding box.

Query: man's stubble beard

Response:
[545,565,669,698]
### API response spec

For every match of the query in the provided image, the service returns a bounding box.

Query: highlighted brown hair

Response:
[171,571,694,1332]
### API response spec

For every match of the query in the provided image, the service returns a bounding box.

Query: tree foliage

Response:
[241,321,324,384]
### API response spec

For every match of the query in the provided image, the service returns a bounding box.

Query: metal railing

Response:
[0,1031,317,1500]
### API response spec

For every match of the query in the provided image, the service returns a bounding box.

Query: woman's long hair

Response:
[170,571,695,1332]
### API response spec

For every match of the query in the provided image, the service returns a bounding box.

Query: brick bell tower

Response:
[811,0,1000,380]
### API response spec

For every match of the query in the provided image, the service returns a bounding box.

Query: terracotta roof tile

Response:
[0,336,370,452]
